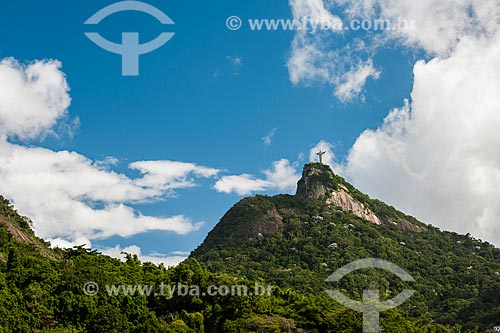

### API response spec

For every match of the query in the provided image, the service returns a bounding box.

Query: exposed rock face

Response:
[297,163,382,224]
[296,163,337,198]
[297,163,390,224]
[296,163,423,231]
[397,219,425,232]
[327,188,382,225]
[252,207,284,238]
[0,215,33,243]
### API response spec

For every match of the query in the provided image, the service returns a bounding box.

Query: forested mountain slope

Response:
[192,163,500,331]
[1,164,499,332]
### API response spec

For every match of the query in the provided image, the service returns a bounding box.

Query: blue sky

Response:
[2,0,499,263]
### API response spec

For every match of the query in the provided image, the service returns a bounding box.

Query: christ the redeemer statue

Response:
[316,150,326,164]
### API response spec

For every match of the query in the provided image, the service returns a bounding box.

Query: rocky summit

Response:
[297,163,423,231]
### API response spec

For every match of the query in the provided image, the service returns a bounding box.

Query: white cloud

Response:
[214,159,300,195]
[262,127,278,146]
[291,0,342,25]
[286,0,500,246]
[214,174,269,195]
[263,159,301,190]
[287,0,379,102]
[0,57,219,246]
[287,0,500,246]
[334,60,380,102]
[337,32,500,245]
[334,0,500,56]
[0,58,71,140]
[287,41,331,86]
[287,0,341,85]
[130,160,219,193]
[287,0,500,102]
[100,245,187,267]
[49,237,92,249]
[0,140,216,243]
[94,156,120,169]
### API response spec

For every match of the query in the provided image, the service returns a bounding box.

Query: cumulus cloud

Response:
[287,0,379,102]
[287,0,500,246]
[0,58,71,140]
[49,237,93,249]
[291,0,343,26]
[214,174,269,195]
[100,245,187,267]
[0,58,219,247]
[130,160,219,194]
[287,0,341,86]
[284,0,500,246]
[334,60,380,102]
[335,32,500,245]
[214,159,300,195]
[334,0,500,56]
[287,0,500,102]
[0,140,217,244]
[94,156,120,169]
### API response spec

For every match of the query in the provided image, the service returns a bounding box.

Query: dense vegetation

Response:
[2,162,500,332]
[0,196,454,333]
[192,164,500,332]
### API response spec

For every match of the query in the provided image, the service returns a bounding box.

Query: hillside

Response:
[0,194,423,332]
[1,164,500,332]
[192,163,500,330]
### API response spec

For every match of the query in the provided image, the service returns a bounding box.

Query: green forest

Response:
[2,164,500,332]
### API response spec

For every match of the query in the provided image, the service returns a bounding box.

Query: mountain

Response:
[192,163,500,331]
[1,164,500,332]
